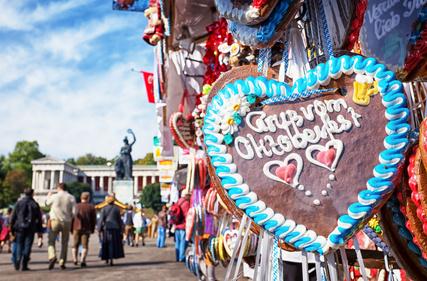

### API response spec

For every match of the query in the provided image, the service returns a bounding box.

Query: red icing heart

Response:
[275,164,297,184]
[316,148,336,167]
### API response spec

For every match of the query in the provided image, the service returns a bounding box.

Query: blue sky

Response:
[0,0,157,160]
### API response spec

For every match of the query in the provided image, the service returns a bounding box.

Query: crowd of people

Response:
[0,182,192,272]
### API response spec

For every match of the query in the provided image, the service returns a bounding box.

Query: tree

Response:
[66,182,93,203]
[67,153,108,166]
[140,183,162,212]
[0,169,28,208]
[4,141,44,182]
[134,153,156,165]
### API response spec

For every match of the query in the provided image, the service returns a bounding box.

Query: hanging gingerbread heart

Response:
[169,112,196,149]
[360,1,427,80]
[226,0,302,48]
[381,194,427,281]
[203,55,410,254]
[215,0,280,26]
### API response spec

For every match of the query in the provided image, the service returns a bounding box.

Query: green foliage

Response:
[66,181,93,203]
[140,183,162,212]
[4,141,44,182]
[0,141,44,208]
[134,153,156,165]
[67,153,108,166]
[0,169,28,208]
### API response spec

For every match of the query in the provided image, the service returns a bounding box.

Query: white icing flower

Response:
[220,112,239,135]
[228,93,250,116]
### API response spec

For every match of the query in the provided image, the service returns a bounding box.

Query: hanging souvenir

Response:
[215,0,280,25]
[142,0,165,46]
[225,0,302,48]
[360,1,427,80]
[381,194,427,280]
[404,6,427,80]
[169,92,197,149]
[203,55,410,254]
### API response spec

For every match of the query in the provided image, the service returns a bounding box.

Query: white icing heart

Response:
[263,153,303,188]
[305,140,344,172]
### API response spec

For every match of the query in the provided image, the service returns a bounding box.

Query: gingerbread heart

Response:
[215,0,280,25]
[226,0,301,48]
[169,112,196,149]
[203,55,409,254]
[360,1,427,80]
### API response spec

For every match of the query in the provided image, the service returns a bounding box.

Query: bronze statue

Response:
[115,129,136,180]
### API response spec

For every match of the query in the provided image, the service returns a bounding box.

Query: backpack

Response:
[169,201,184,225]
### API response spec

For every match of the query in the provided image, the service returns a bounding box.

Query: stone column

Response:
[32,170,37,190]
[50,171,55,190]
[91,176,95,192]
[99,176,104,192]
[108,177,112,193]
[83,175,87,184]
[59,170,64,183]
[134,176,139,196]
[142,176,147,189]
[41,171,46,190]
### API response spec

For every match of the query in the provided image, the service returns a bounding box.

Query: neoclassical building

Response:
[31,156,160,204]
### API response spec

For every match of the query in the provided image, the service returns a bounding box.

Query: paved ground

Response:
[0,236,211,281]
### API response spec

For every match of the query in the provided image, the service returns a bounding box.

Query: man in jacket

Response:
[10,188,43,271]
[71,192,96,267]
[174,189,190,262]
[45,183,76,270]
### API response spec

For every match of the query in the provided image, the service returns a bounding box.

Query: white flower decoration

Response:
[220,112,239,135]
[228,93,250,116]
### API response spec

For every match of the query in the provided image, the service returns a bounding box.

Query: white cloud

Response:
[34,16,139,62]
[0,2,157,160]
[0,52,157,159]
[0,0,93,31]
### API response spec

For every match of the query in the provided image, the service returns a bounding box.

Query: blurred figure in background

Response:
[98,196,124,266]
[0,208,12,253]
[122,205,135,247]
[71,192,96,267]
[170,189,190,262]
[10,188,43,271]
[133,209,147,247]
[156,205,168,248]
[45,183,76,270]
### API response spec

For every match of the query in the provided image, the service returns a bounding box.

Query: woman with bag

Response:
[98,196,124,266]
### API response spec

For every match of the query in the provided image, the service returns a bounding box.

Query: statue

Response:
[115,129,136,180]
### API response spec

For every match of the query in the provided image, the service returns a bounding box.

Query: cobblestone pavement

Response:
[0,236,205,281]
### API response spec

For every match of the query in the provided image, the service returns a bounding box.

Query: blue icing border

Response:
[227,0,296,47]
[202,55,410,254]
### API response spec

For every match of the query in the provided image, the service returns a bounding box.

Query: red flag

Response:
[141,71,155,103]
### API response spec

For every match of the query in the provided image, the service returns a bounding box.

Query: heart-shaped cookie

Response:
[203,55,410,254]
[215,0,280,25]
[222,228,240,257]
[169,112,196,149]
[226,0,302,48]
[360,1,427,80]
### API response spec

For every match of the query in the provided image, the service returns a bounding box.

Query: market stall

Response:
[124,0,427,280]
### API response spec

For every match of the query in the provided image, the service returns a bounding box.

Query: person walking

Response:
[71,192,96,267]
[156,205,168,248]
[45,183,76,270]
[122,205,135,246]
[171,189,190,262]
[133,210,147,247]
[9,188,43,271]
[0,208,12,253]
[98,196,124,266]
